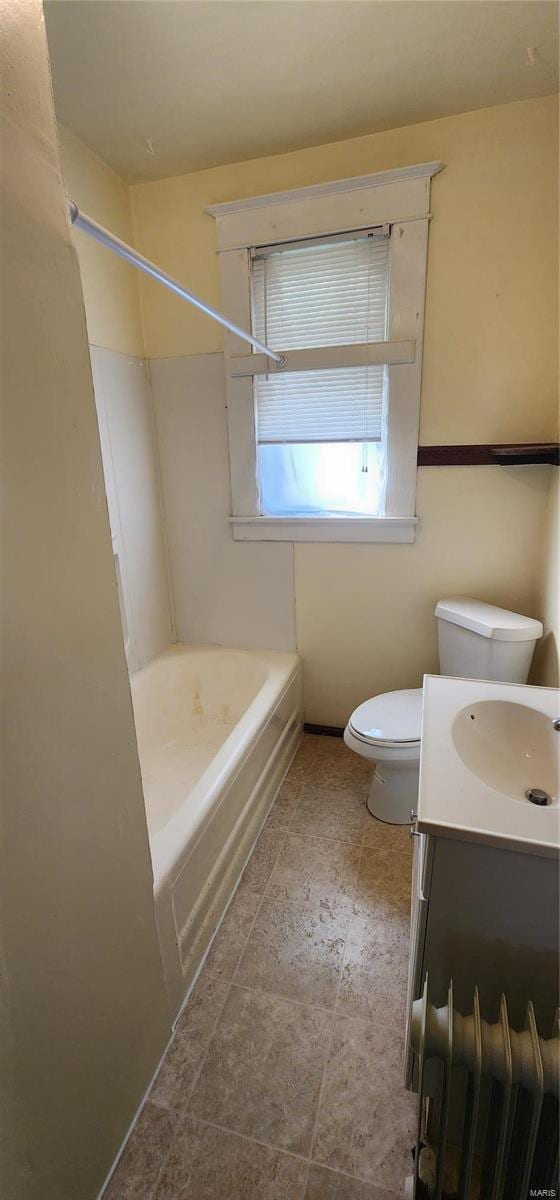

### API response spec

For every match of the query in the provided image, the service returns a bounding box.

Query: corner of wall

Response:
[57,122,146,357]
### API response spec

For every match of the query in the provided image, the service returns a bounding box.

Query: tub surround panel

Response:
[90,345,173,670]
[150,352,296,653]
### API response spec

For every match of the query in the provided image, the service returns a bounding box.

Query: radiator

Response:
[405,977,559,1200]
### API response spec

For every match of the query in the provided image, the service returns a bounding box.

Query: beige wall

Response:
[297,467,553,724]
[59,123,145,356]
[1,4,169,1198]
[129,96,558,723]
[131,96,558,445]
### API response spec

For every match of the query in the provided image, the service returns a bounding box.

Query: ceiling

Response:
[44,1,559,183]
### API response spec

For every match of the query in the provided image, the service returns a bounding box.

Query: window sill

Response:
[230,516,419,543]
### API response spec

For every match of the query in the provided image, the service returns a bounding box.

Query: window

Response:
[251,231,389,517]
[208,161,442,542]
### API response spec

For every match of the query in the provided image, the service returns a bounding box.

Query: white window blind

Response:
[252,231,389,445]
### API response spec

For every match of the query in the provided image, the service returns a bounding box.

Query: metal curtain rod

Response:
[68,200,284,364]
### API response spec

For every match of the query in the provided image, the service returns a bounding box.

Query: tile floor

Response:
[106,734,417,1200]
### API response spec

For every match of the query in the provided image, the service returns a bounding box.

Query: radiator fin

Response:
[408,978,559,1199]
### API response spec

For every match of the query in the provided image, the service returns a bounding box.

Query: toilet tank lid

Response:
[435,597,543,642]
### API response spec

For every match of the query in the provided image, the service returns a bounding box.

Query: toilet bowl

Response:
[344,597,543,825]
[344,689,422,823]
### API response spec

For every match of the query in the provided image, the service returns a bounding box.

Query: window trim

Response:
[229,339,415,377]
[230,515,419,543]
[208,161,442,543]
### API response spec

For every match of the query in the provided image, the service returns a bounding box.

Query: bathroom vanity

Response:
[405,675,559,1086]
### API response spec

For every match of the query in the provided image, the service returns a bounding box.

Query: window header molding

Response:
[206,161,444,253]
[205,161,443,218]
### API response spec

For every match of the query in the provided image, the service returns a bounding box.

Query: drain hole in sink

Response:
[525,787,552,807]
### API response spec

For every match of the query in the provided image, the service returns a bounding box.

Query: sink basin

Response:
[418,676,560,857]
[452,700,558,805]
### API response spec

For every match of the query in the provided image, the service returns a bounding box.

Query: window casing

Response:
[207,161,442,543]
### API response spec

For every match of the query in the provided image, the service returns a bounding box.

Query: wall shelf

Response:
[417,443,559,467]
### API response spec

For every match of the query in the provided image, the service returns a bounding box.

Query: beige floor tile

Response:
[290,788,369,845]
[289,738,371,791]
[238,826,286,895]
[311,1013,417,1191]
[293,761,370,792]
[353,848,412,927]
[290,733,333,762]
[266,779,306,830]
[305,1163,399,1200]
[104,1101,177,1200]
[267,833,360,918]
[150,976,230,1112]
[362,815,413,855]
[203,889,262,980]
[155,1116,308,1199]
[337,915,409,1025]
[115,740,419,1197]
[235,896,347,1008]
[188,985,332,1155]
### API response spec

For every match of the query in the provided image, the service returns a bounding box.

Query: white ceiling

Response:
[44,0,559,183]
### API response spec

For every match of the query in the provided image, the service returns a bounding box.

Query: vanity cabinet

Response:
[405,828,559,1086]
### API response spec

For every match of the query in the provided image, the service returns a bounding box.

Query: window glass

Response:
[258,441,386,517]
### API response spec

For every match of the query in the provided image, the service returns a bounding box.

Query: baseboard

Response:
[97,1027,174,1199]
[303,722,344,738]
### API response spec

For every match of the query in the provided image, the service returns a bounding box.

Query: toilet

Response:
[344,597,543,825]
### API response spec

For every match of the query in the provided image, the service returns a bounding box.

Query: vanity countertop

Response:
[418,675,560,859]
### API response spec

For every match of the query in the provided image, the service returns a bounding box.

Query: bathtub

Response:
[130,644,302,1018]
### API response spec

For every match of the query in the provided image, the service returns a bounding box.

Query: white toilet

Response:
[344,597,543,825]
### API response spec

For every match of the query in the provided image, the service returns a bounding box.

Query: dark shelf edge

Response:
[417,443,559,467]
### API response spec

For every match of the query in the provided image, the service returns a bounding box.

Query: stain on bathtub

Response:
[192,683,206,725]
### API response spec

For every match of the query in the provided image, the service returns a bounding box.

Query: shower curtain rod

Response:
[68,200,285,364]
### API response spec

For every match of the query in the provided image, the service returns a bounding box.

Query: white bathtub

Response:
[130,644,302,1018]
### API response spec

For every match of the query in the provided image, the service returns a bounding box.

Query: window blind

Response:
[252,231,389,444]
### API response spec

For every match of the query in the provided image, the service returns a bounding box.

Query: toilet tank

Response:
[435,597,543,684]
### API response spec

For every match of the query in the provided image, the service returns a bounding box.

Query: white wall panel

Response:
[90,347,173,668]
[150,353,296,653]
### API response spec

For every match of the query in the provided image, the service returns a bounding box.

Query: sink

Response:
[418,676,560,857]
[452,700,558,805]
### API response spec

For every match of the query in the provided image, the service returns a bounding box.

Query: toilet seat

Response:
[348,688,423,748]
